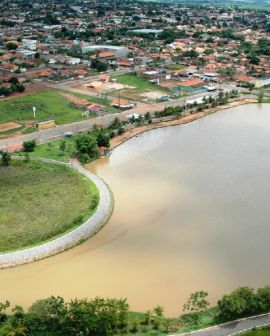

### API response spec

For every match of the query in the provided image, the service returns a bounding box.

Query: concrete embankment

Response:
[0,158,114,269]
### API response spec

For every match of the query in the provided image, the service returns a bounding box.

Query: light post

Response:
[33,106,37,128]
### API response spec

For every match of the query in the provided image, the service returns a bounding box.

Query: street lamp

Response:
[33,106,36,119]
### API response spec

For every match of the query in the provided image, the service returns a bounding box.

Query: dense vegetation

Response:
[0,284,270,335]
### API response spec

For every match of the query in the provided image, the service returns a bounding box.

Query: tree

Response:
[183,291,209,313]
[75,134,98,162]
[96,129,110,148]
[257,285,270,312]
[0,322,27,336]
[6,42,18,50]
[22,140,37,153]
[258,89,264,103]
[26,296,67,336]
[96,61,108,72]
[8,77,19,85]
[0,301,10,323]
[218,287,258,321]
[182,291,209,326]
[247,54,260,65]
[1,152,11,167]
[59,141,66,154]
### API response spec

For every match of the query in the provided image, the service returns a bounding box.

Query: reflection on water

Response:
[1,104,270,316]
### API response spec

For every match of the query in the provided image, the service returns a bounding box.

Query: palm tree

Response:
[0,322,27,336]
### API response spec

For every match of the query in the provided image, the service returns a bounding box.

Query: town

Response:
[0,0,270,145]
[1,1,270,336]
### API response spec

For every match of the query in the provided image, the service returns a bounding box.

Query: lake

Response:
[0,103,269,316]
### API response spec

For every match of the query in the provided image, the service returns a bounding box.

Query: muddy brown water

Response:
[1,104,270,317]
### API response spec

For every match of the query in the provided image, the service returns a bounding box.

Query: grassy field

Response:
[112,74,168,94]
[60,89,117,114]
[0,90,116,129]
[28,138,76,163]
[242,327,270,335]
[166,64,184,70]
[0,160,98,252]
[0,90,96,125]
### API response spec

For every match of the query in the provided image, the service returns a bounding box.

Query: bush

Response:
[77,152,90,164]
[218,287,259,322]
[1,152,11,166]
[22,140,37,153]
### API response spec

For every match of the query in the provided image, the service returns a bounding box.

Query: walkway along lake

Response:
[0,103,270,316]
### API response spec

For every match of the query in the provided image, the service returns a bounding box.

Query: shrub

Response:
[1,152,11,166]
[22,140,37,153]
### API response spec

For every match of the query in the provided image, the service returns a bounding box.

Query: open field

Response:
[109,74,169,101]
[242,327,270,335]
[29,138,76,162]
[112,74,166,93]
[0,90,95,126]
[0,160,98,252]
[60,89,118,113]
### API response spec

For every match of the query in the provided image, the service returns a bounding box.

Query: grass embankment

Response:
[242,327,270,335]
[0,160,99,252]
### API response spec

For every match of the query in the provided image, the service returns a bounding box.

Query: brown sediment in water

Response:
[1,101,269,318]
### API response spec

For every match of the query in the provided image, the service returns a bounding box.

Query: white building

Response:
[22,39,37,51]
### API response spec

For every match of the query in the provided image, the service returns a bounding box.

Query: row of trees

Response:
[155,90,240,119]
[0,297,129,336]
[1,285,270,335]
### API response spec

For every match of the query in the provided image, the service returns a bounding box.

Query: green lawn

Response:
[0,90,96,125]
[0,160,99,252]
[242,327,270,335]
[28,138,76,163]
[112,74,168,94]
[0,89,119,131]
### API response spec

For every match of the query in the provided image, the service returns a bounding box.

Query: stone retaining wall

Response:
[0,158,114,269]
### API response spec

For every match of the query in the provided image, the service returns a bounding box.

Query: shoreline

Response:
[0,157,114,269]
[109,98,258,150]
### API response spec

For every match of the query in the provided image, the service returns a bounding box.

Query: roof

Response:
[99,51,115,58]
[179,78,204,87]
[112,98,130,106]
[69,98,89,106]
[132,29,163,34]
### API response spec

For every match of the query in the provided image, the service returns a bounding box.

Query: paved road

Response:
[0,91,223,149]
[175,313,270,336]
[0,158,113,269]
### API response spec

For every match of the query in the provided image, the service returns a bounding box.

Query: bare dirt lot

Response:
[0,83,48,102]
[140,91,167,100]
[0,122,22,133]
[71,81,134,95]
